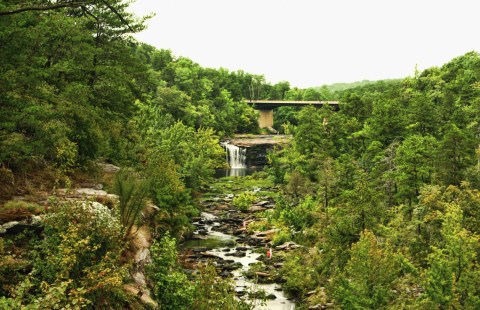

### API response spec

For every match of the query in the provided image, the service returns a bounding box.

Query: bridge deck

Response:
[247,100,340,109]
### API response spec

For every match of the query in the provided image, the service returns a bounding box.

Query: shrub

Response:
[233,191,256,212]
[114,169,149,236]
[2,200,128,308]
[272,229,292,246]
[148,233,195,310]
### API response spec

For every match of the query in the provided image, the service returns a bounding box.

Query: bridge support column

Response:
[258,109,274,128]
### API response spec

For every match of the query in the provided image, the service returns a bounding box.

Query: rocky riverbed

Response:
[181,184,299,310]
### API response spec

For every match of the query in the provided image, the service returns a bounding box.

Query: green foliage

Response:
[333,230,400,309]
[395,134,437,204]
[425,201,480,308]
[148,233,195,310]
[263,52,480,308]
[233,191,256,211]
[279,195,318,231]
[193,264,253,310]
[114,169,149,236]
[2,3,480,308]
[2,200,42,213]
[1,200,128,308]
[280,248,322,296]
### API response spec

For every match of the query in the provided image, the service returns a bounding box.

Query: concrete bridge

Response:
[246,100,340,128]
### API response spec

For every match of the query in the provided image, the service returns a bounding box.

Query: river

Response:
[184,210,296,310]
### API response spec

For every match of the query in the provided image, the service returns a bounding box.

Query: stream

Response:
[184,210,296,310]
[181,140,296,309]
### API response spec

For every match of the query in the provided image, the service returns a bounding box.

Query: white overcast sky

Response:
[128,0,480,88]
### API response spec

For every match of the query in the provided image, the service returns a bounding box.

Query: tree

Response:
[425,201,479,308]
[333,230,400,309]
[436,123,476,185]
[395,135,437,205]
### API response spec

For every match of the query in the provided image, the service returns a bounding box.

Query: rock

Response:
[255,229,279,237]
[147,203,160,212]
[222,262,243,271]
[219,270,231,277]
[266,293,277,300]
[230,251,246,258]
[256,201,270,206]
[97,163,121,173]
[235,246,248,251]
[248,236,268,246]
[75,188,114,198]
[0,221,18,234]
[135,249,150,264]
[123,285,157,309]
[215,204,229,210]
[199,252,223,260]
[192,247,209,253]
[0,215,43,235]
[255,272,271,277]
[233,228,246,235]
[276,241,302,251]
[248,206,266,213]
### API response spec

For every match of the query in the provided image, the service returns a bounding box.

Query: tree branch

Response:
[0,2,89,16]
[0,1,135,34]
[100,0,135,33]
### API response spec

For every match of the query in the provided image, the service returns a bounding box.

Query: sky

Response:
[128,0,480,88]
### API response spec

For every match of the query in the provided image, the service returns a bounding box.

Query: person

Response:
[266,248,272,259]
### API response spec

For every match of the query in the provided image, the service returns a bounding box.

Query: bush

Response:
[194,264,253,310]
[272,229,292,246]
[148,233,195,310]
[233,191,256,212]
[1,200,128,308]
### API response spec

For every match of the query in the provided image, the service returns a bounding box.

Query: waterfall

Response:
[221,142,246,169]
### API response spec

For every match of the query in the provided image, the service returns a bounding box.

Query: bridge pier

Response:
[249,100,340,130]
[258,109,274,128]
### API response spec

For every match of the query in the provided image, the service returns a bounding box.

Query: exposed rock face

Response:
[246,144,272,167]
[229,135,291,147]
[0,215,42,235]
[224,134,291,167]
[126,225,156,308]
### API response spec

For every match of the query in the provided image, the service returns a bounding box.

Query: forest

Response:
[0,1,479,309]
